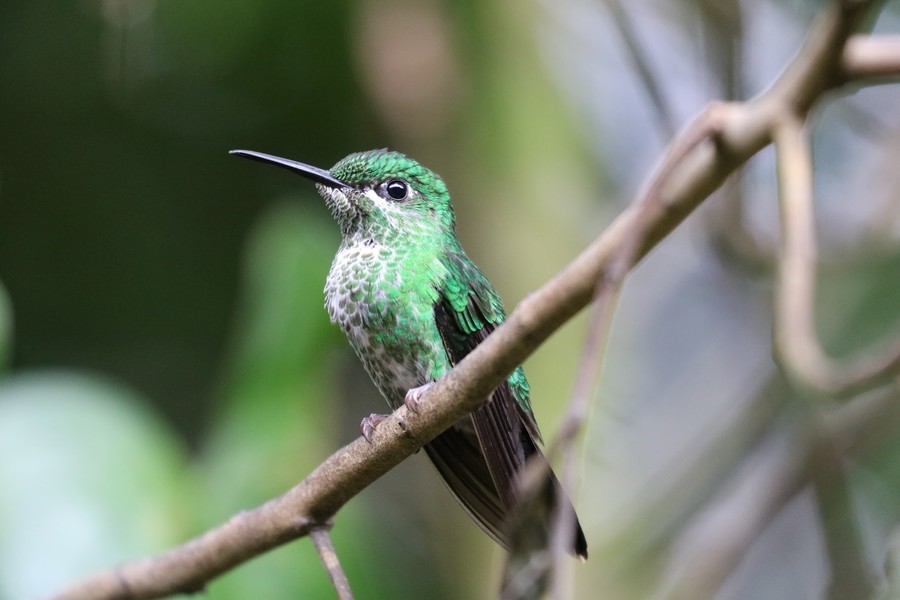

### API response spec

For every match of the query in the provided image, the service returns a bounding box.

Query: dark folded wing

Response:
[426,250,587,557]
[422,252,533,544]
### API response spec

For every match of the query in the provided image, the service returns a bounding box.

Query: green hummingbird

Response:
[231,148,587,559]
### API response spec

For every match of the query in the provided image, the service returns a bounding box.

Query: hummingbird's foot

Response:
[360,413,389,444]
[403,381,436,414]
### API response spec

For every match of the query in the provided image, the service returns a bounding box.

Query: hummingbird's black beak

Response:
[229,149,350,188]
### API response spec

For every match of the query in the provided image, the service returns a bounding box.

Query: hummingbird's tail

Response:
[467,384,588,558]
[498,447,587,600]
[422,421,588,558]
[504,444,588,560]
[423,389,588,559]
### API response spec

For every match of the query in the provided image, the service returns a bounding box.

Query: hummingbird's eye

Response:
[385,179,409,201]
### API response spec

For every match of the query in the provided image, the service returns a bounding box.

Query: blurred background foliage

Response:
[1,0,899,598]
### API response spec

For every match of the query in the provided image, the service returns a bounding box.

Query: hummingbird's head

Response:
[230,148,455,242]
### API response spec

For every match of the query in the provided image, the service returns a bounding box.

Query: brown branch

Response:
[773,113,900,397]
[47,2,900,599]
[310,526,354,600]
[842,35,900,82]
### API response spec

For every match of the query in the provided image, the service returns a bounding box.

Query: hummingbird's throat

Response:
[316,184,357,231]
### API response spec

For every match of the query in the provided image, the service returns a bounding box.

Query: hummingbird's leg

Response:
[403,381,436,414]
[360,413,390,443]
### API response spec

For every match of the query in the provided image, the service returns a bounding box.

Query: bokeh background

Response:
[1,1,900,598]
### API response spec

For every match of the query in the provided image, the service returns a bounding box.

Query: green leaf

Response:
[0,372,191,599]
[204,201,342,503]
[198,201,347,599]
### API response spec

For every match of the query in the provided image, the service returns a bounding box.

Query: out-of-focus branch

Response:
[310,526,354,600]
[700,0,776,273]
[773,114,900,397]
[809,423,876,599]
[48,2,900,599]
[663,420,813,600]
[663,384,900,600]
[603,0,678,140]
[842,35,900,82]
[665,13,900,597]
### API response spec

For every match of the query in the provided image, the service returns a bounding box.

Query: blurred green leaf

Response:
[198,201,347,598]
[203,200,341,503]
[0,371,191,599]
[218,200,339,413]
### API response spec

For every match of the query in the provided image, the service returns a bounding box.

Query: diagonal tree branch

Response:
[48,2,900,599]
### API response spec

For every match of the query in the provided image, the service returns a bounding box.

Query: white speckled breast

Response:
[324,237,450,409]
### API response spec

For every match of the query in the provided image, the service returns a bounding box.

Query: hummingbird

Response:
[231,148,587,559]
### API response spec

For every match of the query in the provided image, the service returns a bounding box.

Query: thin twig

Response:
[310,526,354,600]
[552,101,736,454]
[773,114,900,397]
[699,0,775,272]
[603,0,678,140]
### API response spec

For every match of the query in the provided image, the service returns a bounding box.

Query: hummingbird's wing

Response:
[432,300,533,511]
[429,250,588,559]
[426,252,543,538]
[421,418,510,548]
[435,251,541,434]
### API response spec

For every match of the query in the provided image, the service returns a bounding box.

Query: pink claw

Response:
[360,413,389,443]
[403,382,436,414]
